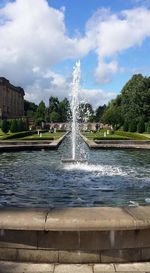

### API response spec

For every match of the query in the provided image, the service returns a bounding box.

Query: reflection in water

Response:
[0,135,150,208]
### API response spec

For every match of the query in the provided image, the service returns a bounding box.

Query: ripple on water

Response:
[0,136,150,207]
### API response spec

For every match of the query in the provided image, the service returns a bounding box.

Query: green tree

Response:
[78,103,94,122]
[121,74,150,122]
[146,121,150,133]
[24,100,38,117]
[129,120,137,132]
[49,97,59,113]
[95,105,106,122]
[59,98,71,122]
[1,120,10,134]
[102,100,123,130]
[50,111,61,122]
[10,119,18,133]
[35,101,46,124]
[17,119,26,132]
[123,121,129,132]
[137,118,145,133]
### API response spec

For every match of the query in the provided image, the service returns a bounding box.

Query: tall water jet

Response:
[71,60,81,161]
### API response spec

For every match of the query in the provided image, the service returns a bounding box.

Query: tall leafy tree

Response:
[24,100,38,117]
[59,98,71,122]
[49,97,59,113]
[121,74,150,122]
[95,105,106,122]
[50,111,61,122]
[78,103,94,122]
[35,101,46,123]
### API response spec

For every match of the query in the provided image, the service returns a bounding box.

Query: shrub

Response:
[3,131,34,140]
[137,118,145,133]
[129,120,137,132]
[147,121,150,134]
[10,119,18,133]
[123,121,129,132]
[1,120,10,134]
[17,119,26,132]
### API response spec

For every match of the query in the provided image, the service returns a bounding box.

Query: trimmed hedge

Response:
[22,137,54,140]
[94,136,129,141]
[2,131,35,140]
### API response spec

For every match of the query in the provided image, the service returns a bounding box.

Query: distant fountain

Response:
[62,61,86,163]
[71,60,81,161]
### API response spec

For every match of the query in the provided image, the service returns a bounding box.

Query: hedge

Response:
[2,131,35,140]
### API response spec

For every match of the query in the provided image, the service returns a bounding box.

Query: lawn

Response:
[82,130,150,140]
[0,129,65,141]
[22,131,65,140]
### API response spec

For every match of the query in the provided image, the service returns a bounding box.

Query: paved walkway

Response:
[0,261,150,273]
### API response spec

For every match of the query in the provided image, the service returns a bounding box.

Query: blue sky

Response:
[50,0,150,92]
[0,0,150,107]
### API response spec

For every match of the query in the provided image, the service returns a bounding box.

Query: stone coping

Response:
[1,261,150,273]
[0,206,150,231]
[80,134,150,150]
[0,132,69,151]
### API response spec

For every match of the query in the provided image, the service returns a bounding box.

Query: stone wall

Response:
[0,77,25,119]
[0,207,150,263]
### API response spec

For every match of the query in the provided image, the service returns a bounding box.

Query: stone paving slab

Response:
[115,262,150,271]
[0,262,150,273]
[93,263,115,272]
[54,264,93,273]
[0,261,54,272]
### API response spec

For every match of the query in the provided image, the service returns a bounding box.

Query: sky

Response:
[0,0,150,108]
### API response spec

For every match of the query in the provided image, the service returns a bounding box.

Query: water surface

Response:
[0,135,150,208]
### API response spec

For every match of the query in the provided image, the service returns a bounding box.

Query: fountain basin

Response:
[0,207,150,263]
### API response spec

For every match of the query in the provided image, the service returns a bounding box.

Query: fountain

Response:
[62,60,86,163]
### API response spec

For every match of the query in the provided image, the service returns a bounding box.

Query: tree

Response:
[95,105,106,122]
[147,121,150,133]
[1,120,10,134]
[49,97,59,113]
[50,111,61,122]
[123,121,129,132]
[24,100,38,117]
[35,101,46,124]
[10,119,18,133]
[137,118,145,133]
[78,103,94,122]
[129,120,137,132]
[121,74,150,122]
[59,98,71,122]
[17,119,26,132]
[102,100,123,130]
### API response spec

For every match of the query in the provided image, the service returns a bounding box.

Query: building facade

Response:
[0,77,25,119]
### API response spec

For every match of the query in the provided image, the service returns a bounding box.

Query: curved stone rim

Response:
[0,206,150,231]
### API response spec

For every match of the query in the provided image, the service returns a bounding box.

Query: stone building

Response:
[0,77,25,119]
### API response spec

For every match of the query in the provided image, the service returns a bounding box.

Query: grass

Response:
[22,131,65,140]
[82,130,150,140]
[0,129,65,141]
[0,129,11,140]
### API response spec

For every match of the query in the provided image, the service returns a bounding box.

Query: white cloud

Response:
[0,1,150,105]
[0,0,88,86]
[80,88,116,109]
[95,60,118,84]
[85,7,150,83]
[25,70,115,108]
